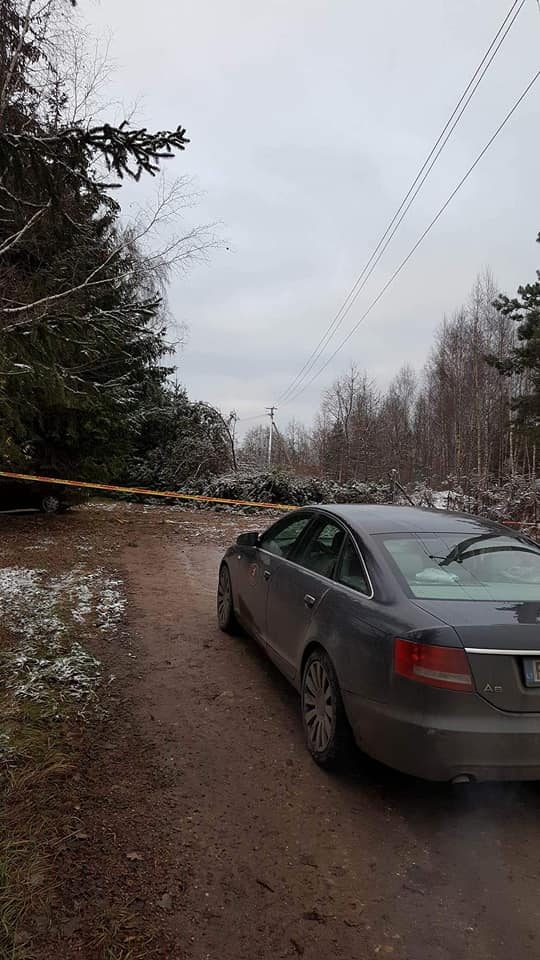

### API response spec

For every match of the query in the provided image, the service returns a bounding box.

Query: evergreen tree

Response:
[0,0,191,478]
[126,385,233,489]
[492,233,540,449]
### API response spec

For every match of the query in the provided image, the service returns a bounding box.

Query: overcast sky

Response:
[86,0,540,434]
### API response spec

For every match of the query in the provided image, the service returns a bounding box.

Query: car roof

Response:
[306,503,516,537]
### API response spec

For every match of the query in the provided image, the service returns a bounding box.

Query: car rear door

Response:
[265,516,347,680]
[319,532,392,701]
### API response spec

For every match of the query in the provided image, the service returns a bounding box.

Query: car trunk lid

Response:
[412,599,540,712]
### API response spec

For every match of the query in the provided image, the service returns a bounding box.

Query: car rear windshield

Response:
[379,532,540,600]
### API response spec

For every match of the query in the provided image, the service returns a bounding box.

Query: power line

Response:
[278,0,524,403]
[276,0,526,405]
[285,67,540,404]
[282,66,540,407]
[237,413,266,423]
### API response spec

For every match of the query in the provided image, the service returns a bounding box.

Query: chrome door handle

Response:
[304,594,316,609]
[264,570,271,581]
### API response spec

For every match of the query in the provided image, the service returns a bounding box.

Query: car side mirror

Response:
[236,531,260,547]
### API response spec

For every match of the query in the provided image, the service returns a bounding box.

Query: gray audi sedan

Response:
[217,504,540,782]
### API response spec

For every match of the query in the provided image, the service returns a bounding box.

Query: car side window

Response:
[335,535,372,596]
[260,515,312,558]
[294,520,345,579]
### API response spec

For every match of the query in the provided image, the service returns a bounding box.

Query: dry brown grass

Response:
[0,684,74,960]
[90,909,155,960]
[0,602,155,960]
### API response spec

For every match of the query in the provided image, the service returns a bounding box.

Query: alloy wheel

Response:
[217,566,232,628]
[303,657,335,753]
[41,495,60,514]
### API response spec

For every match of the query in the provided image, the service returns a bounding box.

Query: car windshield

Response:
[379,532,540,600]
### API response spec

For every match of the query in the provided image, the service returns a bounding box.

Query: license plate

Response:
[523,659,540,687]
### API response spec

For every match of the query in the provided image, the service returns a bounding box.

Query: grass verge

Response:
[0,559,149,959]
[0,676,75,959]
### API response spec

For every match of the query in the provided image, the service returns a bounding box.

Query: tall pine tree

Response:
[0,0,190,478]
[492,233,540,454]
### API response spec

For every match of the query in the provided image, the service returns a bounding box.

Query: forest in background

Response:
[241,264,540,487]
[1,0,539,505]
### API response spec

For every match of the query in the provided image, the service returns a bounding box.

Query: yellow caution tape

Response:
[1,470,537,529]
[0,470,295,512]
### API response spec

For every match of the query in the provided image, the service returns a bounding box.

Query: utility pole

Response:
[228,411,238,472]
[266,406,277,467]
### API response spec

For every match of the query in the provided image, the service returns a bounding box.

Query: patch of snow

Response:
[83,500,122,511]
[95,574,125,631]
[430,490,455,510]
[6,642,100,704]
[0,563,125,706]
[408,485,476,513]
[24,537,56,551]
[0,730,15,761]
[76,540,93,553]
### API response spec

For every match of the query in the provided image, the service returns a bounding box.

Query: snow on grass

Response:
[24,537,56,551]
[84,499,123,511]
[95,574,125,630]
[84,498,142,512]
[0,730,16,762]
[5,642,100,705]
[76,539,94,553]
[0,564,125,711]
[408,485,476,513]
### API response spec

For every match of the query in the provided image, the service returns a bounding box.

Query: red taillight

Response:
[394,638,473,692]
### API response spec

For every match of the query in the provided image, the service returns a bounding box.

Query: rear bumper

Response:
[343,691,540,782]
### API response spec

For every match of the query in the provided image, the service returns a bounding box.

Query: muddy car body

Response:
[218,504,540,782]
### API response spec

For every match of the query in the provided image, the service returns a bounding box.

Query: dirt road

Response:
[121,509,540,960]
[3,503,540,959]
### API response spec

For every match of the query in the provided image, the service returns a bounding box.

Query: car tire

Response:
[217,564,238,634]
[40,494,61,514]
[301,647,354,770]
